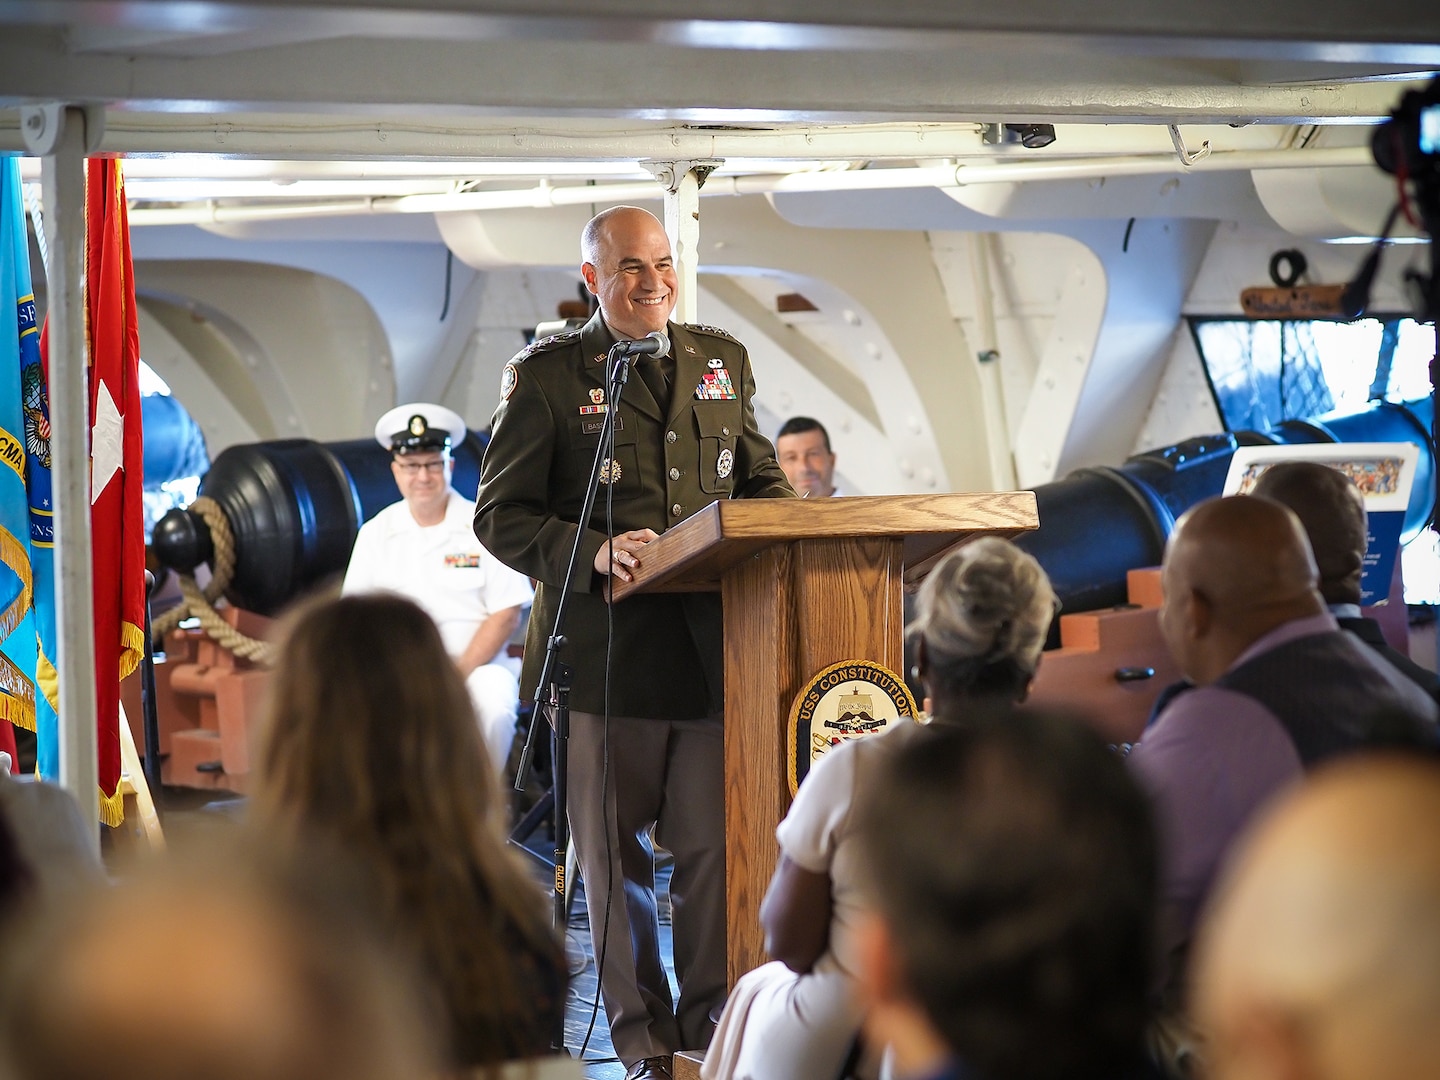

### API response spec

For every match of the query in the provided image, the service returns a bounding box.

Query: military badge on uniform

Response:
[444,553,482,568]
[590,387,605,404]
[708,357,724,369]
[694,367,737,400]
[599,457,622,484]
[500,363,518,400]
[408,414,427,437]
[716,448,734,480]
[579,404,608,415]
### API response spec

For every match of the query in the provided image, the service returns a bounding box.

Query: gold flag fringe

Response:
[99,781,125,828]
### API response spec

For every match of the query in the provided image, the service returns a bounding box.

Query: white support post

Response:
[666,169,702,325]
[640,159,721,325]
[39,108,100,843]
[968,233,1018,491]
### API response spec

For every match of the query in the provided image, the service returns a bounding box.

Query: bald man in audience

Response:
[1252,460,1440,699]
[1193,756,1440,1080]
[1129,495,1437,1006]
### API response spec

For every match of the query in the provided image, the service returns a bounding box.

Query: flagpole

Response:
[40,107,100,849]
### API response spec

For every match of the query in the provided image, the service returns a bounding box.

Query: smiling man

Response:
[343,403,533,777]
[1129,494,1437,1024]
[475,206,793,1080]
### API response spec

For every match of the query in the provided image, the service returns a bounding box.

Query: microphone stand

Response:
[510,340,636,1053]
[140,570,163,803]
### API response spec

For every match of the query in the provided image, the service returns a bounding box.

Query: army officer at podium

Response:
[474,206,793,1080]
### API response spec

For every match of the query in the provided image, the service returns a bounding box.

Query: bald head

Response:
[1159,496,1324,683]
[580,205,676,339]
[580,205,663,266]
[1194,756,1440,1080]
[1252,462,1368,606]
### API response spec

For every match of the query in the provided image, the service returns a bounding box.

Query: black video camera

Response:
[1373,75,1440,236]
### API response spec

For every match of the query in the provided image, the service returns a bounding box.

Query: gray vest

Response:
[1215,630,1438,764]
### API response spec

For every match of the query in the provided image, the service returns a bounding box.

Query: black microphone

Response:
[612,330,670,358]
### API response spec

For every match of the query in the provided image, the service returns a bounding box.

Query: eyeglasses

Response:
[396,460,447,476]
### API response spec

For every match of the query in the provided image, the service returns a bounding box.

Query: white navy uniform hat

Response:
[374,402,466,454]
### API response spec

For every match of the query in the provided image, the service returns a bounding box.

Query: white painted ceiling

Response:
[0,1,1436,224]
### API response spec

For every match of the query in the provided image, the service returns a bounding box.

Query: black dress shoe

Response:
[624,1056,673,1080]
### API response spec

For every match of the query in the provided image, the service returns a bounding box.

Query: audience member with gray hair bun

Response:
[908,536,1058,716]
[702,538,1057,1080]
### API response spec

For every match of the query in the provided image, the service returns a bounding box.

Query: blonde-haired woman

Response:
[249,593,563,1072]
[704,537,1058,1080]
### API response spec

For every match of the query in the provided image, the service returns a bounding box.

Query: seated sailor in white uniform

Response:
[342,403,533,775]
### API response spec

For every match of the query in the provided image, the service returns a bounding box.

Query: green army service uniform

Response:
[473,309,793,1066]
[474,310,793,716]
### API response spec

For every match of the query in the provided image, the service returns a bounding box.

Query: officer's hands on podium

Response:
[595,529,660,583]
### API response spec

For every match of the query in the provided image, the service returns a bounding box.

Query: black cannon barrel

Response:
[154,398,1434,620]
[152,433,487,616]
[1015,396,1436,618]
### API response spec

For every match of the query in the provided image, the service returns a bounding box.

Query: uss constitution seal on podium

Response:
[787,659,919,794]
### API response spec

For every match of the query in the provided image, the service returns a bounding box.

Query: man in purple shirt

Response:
[1130,495,1436,1012]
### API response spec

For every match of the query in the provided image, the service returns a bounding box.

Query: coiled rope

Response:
[150,496,275,665]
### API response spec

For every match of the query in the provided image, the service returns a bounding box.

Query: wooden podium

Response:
[611,492,1039,981]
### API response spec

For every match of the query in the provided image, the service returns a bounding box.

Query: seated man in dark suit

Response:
[1252,459,1439,700]
[1130,495,1438,1013]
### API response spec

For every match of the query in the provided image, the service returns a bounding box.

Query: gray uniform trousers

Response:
[566,710,727,1066]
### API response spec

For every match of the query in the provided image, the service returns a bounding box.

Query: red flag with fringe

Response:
[85,160,145,825]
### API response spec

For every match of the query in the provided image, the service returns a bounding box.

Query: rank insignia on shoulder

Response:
[590,387,605,404]
[444,553,482,569]
[716,447,734,480]
[500,363,518,400]
[515,329,580,362]
[694,369,737,400]
[599,457,622,485]
[685,322,739,343]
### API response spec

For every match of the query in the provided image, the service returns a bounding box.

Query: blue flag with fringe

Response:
[0,157,38,731]
[0,157,57,758]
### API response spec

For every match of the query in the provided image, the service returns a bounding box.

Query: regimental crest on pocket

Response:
[598,457,622,485]
[716,447,734,480]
